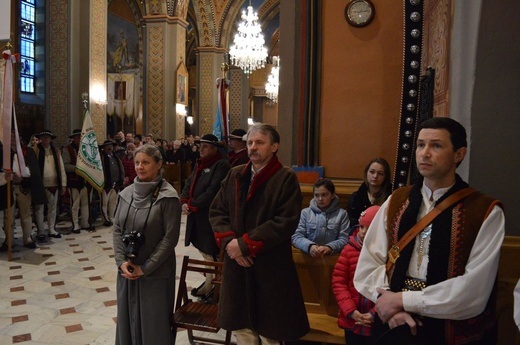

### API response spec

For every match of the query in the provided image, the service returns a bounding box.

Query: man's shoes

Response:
[49,233,62,239]
[103,221,113,227]
[24,242,37,249]
[83,226,96,231]
[36,234,47,243]
[72,229,81,234]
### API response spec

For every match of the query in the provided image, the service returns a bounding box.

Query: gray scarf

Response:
[131,175,163,208]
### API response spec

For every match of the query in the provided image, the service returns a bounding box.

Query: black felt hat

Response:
[195,134,223,147]
[226,129,247,141]
[68,129,82,138]
[35,129,57,139]
[99,139,115,148]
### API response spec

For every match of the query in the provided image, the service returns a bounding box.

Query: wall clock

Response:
[345,0,375,27]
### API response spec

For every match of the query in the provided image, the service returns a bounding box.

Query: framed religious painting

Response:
[176,61,189,106]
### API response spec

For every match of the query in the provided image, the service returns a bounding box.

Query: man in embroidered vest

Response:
[62,129,95,233]
[28,130,67,242]
[99,140,125,226]
[354,117,505,344]
[180,134,230,299]
[209,123,310,344]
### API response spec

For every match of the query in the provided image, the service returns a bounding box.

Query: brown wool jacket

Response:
[210,161,310,340]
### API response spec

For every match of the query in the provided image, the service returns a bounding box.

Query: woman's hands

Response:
[120,261,144,280]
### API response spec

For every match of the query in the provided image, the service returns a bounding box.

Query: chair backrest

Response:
[175,256,224,312]
[172,256,232,344]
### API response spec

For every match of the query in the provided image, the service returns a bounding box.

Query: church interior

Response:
[1,0,519,344]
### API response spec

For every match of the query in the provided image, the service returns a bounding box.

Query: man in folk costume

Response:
[1,131,37,250]
[354,117,505,345]
[180,134,230,300]
[226,128,249,168]
[209,123,309,344]
[62,129,95,233]
[99,139,125,226]
[27,130,67,242]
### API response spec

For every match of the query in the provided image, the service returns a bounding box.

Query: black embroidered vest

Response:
[386,177,502,344]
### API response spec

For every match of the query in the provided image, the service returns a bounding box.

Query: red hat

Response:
[358,205,381,227]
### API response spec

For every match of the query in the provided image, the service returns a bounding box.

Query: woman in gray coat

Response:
[113,144,181,345]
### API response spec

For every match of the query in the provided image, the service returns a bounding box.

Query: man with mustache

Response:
[354,117,505,344]
[210,123,309,344]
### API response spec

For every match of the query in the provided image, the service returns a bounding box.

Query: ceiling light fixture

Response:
[229,1,267,75]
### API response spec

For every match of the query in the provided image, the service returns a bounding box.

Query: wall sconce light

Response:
[91,83,107,106]
[176,103,187,116]
[187,116,194,125]
[248,117,254,126]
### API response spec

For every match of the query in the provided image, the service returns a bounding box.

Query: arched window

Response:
[20,0,35,93]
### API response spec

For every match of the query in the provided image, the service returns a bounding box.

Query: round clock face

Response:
[345,0,375,27]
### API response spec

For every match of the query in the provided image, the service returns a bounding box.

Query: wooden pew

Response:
[299,179,362,209]
[292,248,344,344]
[496,236,520,345]
[163,163,182,194]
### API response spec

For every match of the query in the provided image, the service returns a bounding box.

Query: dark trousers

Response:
[345,330,371,345]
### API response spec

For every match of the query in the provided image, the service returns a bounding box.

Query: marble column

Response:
[143,15,187,140]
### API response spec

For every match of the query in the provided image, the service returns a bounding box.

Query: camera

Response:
[121,231,145,259]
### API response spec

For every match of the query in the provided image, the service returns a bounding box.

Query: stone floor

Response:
[0,213,234,345]
[0,211,333,345]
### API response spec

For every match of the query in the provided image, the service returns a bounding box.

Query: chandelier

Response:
[265,56,279,103]
[229,1,267,75]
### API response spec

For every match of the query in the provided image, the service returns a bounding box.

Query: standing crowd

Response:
[1,118,506,345]
[0,130,204,250]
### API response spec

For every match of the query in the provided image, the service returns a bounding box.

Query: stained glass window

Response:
[20,0,36,93]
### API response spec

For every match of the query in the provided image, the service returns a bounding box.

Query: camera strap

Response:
[122,179,164,236]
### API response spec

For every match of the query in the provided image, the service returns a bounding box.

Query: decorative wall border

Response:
[146,25,165,137]
[90,0,107,141]
[392,0,425,189]
[48,0,69,145]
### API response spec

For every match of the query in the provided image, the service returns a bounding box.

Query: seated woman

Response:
[292,178,350,258]
[346,157,392,226]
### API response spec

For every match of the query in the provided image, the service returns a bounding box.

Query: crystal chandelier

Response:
[229,1,267,75]
[265,56,279,103]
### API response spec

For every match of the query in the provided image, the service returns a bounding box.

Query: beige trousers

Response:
[101,188,118,223]
[69,187,90,230]
[234,328,280,345]
[35,188,59,235]
[3,185,33,244]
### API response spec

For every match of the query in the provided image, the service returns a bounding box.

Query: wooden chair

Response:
[172,256,233,345]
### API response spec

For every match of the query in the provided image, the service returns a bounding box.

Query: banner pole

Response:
[6,174,12,261]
